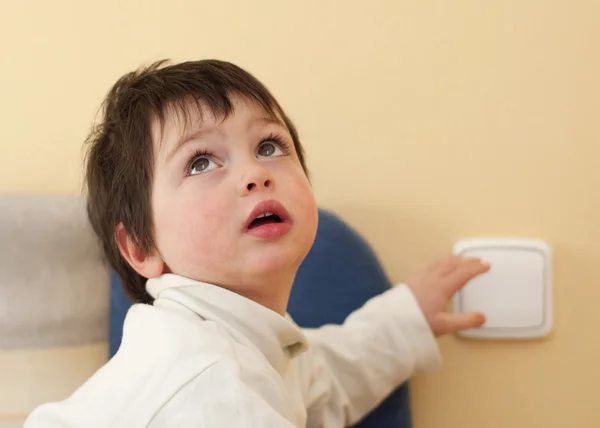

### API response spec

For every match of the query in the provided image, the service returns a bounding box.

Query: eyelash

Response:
[262,133,292,155]
[184,133,292,176]
[185,148,214,176]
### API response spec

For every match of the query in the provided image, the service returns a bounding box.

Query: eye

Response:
[257,138,287,159]
[187,152,219,176]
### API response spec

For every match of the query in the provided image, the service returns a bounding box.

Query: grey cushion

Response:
[0,195,109,349]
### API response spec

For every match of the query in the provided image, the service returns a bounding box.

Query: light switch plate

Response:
[452,238,553,339]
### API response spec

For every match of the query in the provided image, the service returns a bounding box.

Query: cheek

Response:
[284,169,318,231]
[153,186,233,263]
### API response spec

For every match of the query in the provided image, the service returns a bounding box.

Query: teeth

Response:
[256,212,274,219]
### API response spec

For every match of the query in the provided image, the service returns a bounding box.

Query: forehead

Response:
[151,95,283,153]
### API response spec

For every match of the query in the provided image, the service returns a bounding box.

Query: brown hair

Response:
[84,59,308,304]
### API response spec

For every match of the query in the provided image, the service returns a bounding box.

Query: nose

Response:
[239,162,274,196]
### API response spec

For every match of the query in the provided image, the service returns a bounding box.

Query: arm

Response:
[301,255,490,427]
[301,284,440,426]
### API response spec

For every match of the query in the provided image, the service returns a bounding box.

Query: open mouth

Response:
[243,200,291,239]
[248,212,283,229]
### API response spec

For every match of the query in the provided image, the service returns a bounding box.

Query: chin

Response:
[247,242,310,277]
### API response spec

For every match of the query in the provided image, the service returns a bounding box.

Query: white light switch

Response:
[452,239,553,339]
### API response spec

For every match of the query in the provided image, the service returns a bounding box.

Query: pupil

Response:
[260,143,275,156]
[193,158,209,172]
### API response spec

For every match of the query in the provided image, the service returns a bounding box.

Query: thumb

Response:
[433,312,486,336]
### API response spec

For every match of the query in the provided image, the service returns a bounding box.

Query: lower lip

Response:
[245,222,292,239]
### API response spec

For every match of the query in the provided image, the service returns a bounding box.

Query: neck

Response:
[226,272,295,316]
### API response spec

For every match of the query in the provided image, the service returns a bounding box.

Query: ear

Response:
[116,223,165,278]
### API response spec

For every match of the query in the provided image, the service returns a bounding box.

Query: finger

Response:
[436,255,482,277]
[434,312,486,335]
[445,260,490,293]
[422,256,453,273]
[434,255,465,276]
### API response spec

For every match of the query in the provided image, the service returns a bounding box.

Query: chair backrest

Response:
[109,208,412,428]
[289,209,413,428]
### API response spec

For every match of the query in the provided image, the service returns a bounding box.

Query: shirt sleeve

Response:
[300,284,442,427]
[149,361,297,428]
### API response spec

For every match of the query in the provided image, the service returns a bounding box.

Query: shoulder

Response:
[148,359,297,428]
[24,304,238,428]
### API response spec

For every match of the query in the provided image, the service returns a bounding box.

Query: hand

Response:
[406,255,490,336]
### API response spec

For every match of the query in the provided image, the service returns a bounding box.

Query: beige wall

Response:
[1,1,599,427]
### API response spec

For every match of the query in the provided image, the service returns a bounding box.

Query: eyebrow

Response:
[165,116,285,163]
[165,127,214,163]
[249,117,285,132]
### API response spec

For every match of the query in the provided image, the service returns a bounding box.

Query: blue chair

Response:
[109,208,412,427]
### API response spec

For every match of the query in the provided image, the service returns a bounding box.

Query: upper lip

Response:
[244,199,291,230]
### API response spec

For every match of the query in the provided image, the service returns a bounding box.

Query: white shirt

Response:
[25,274,441,428]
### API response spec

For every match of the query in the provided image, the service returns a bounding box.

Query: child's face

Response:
[148,96,318,299]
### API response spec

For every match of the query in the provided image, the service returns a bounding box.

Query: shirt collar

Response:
[146,273,308,374]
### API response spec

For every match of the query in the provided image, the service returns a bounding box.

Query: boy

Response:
[25,59,488,427]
